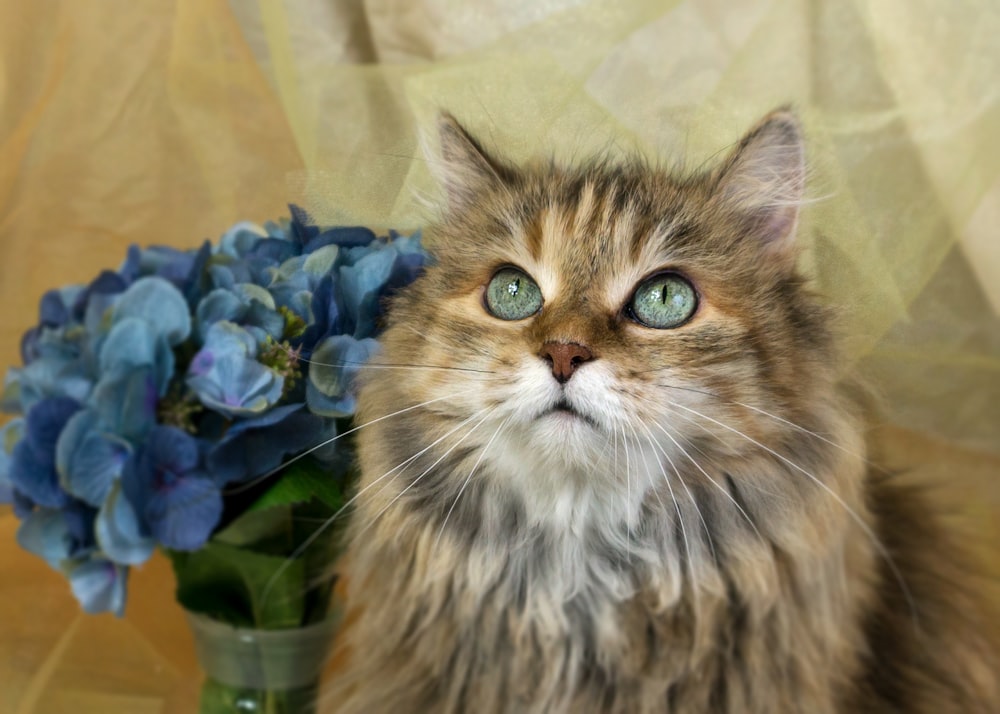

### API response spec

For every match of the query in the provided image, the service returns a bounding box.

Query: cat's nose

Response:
[539,341,594,384]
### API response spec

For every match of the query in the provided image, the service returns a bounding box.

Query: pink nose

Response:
[539,342,594,383]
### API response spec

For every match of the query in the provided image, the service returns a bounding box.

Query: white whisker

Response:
[668,400,920,630]
[358,409,495,539]
[635,418,718,570]
[434,414,513,549]
[650,420,764,542]
[259,404,489,608]
[225,388,482,496]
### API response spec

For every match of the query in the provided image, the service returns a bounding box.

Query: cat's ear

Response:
[431,113,511,210]
[712,110,805,260]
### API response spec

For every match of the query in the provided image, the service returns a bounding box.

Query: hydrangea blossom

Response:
[0,208,428,615]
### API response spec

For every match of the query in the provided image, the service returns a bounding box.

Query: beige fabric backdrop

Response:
[0,1,997,712]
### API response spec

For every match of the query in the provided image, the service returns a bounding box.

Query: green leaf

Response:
[249,456,347,514]
[214,505,294,552]
[169,541,307,629]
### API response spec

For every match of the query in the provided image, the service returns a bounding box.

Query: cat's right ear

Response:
[711,109,806,266]
[431,113,511,210]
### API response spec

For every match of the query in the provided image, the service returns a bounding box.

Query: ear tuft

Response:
[432,112,510,210]
[714,109,806,257]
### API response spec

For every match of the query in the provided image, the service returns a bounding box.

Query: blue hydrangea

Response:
[0,207,429,616]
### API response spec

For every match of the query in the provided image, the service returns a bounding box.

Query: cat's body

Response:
[325,112,999,712]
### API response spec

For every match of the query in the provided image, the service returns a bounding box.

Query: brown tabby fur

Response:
[323,111,999,713]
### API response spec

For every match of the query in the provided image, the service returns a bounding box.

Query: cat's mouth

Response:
[541,399,598,428]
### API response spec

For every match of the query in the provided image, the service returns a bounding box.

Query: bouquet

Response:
[0,207,429,711]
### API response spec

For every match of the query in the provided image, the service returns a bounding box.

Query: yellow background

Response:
[1,1,997,711]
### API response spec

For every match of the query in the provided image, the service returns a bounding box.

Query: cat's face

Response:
[361,112,842,531]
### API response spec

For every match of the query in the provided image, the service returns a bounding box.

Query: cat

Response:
[322,110,1000,713]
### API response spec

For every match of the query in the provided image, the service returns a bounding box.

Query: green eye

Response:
[628,273,698,329]
[484,267,543,321]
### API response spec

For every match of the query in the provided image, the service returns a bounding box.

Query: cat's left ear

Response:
[430,113,513,212]
[712,109,805,261]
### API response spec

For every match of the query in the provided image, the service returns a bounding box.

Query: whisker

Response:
[434,414,513,549]
[358,410,495,539]
[224,388,480,496]
[271,338,497,374]
[257,405,488,608]
[647,378,882,473]
[649,420,765,542]
[398,323,498,363]
[630,391,789,503]
[631,420,707,611]
[635,419,718,567]
[667,400,921,631]
[620,422,633,562]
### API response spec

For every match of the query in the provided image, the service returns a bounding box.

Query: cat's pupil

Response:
[628,273,697,329]
[507,279,520,297]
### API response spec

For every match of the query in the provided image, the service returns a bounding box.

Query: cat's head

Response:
[359,110,854,535]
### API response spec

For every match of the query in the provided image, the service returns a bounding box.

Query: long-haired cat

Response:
[324,110,999,712]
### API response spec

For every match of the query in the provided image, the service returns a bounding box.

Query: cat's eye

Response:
[484,267,543,321]
[628,273,698,329]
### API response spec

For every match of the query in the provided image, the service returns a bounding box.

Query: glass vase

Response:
[186,610,339,714]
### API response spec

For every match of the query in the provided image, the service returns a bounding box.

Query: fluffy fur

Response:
[322,111,999,713]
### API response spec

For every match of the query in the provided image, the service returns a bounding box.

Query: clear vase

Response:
[186,611,339,714]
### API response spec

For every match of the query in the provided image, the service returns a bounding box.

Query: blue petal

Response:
[39,290,71,328]
[187,355,283,416]
[306,336,380,418]
[136,246,198,287]
[339,247,398,338]
[57,412,131,507]
[308,335,379,399]
[112,277,192,346]
[145,474,222,551]
[25,397,80,450]
[8,397,80,508]
[68,558,128,616]
[17,509,75,568]
[306,226,377,252]
[306,383,358,418]
[70,270,128,323]
[218,222,267,258]
[98,318,175,393]
[10,439,71,509]
[148,425,201,475]
[187,323,283,417]
[90,368,159,442]
[96,482,154,565]
[13,353,93,413]
[195,289,246,338]
[301,244,340,281]
[207,404,329,484]
[249,237,297,264]
[0,420,21,503]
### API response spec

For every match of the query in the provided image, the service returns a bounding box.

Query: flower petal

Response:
[96,482,154,565]
[17,509,75,568]
[57,413,131,507]
[68,558,128,616]
[98,318,175,394]
[0,419,25,503]
[207,404,329,485]
[112,276,192,346]
[145,474,223,551]
[90,368,159,442]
